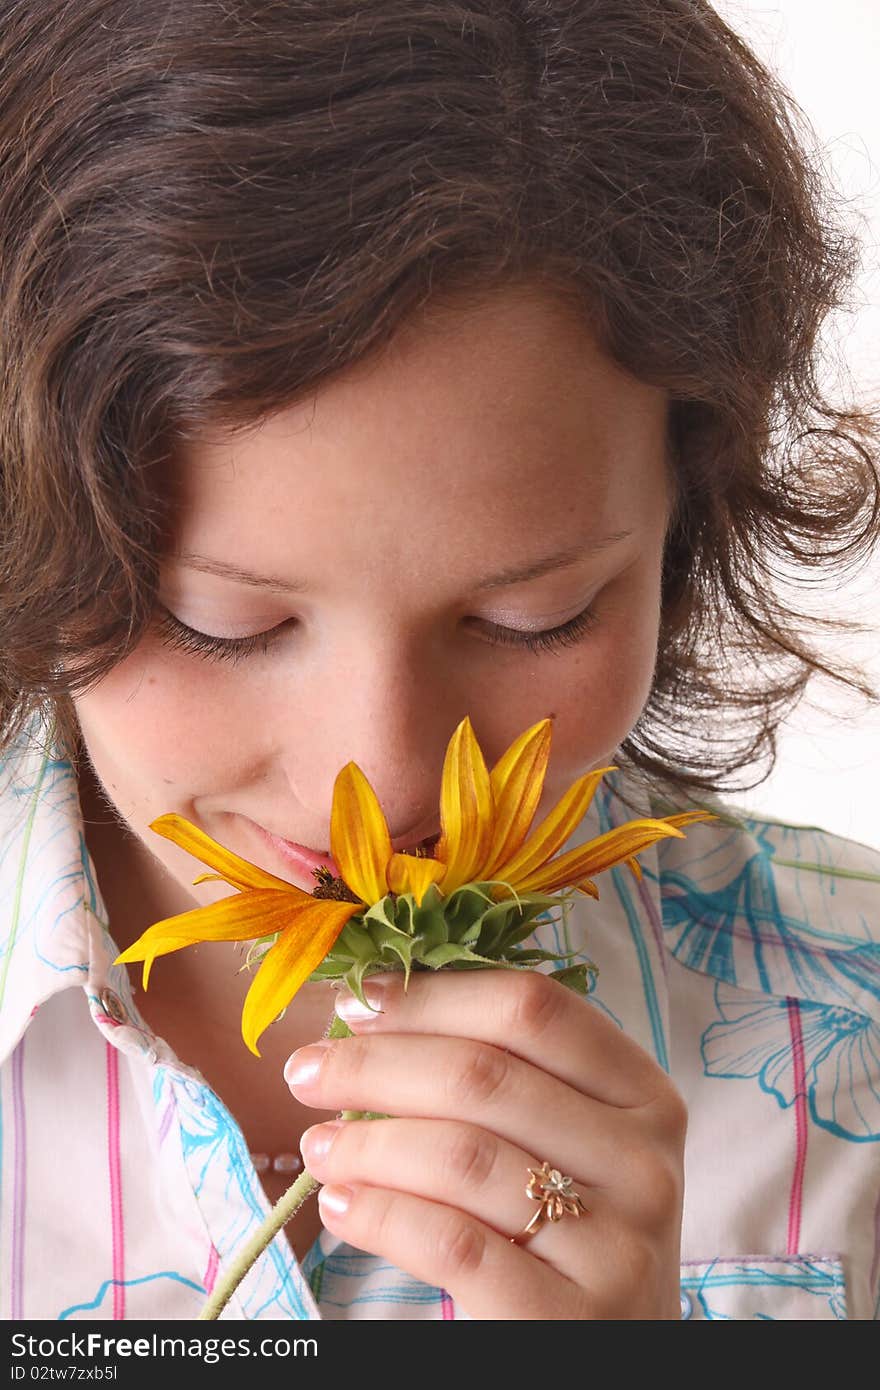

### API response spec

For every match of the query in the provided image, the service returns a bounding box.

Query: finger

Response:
[312,1177,587,1320]
[285,1030,660,1194]
[301,1115,598,1280]
[333,968,669,1109]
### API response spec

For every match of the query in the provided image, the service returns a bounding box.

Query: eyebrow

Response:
[172,529,633,594]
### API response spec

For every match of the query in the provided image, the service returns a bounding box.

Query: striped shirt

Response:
[1,712,878,1320]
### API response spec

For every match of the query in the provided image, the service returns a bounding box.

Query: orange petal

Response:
[496,766,618,883]
[659,810,720,829]
[576,879,600,898]
[149,814,297,893]
[489,873,600,904]
[386,851,447,906]
[513,818,686,895]
[435,716,496,895]
[240,899,361,1056]
[330,762,392,904]
[113,887,305,987]
[483,718,553,878]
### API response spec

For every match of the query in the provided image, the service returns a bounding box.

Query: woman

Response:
[1,0,878,1319]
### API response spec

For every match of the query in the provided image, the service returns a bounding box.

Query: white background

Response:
[702,2,880,848]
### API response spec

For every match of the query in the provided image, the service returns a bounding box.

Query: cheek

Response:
[537,591,660,792]
[72,640,248,798]
[599,596,661,731]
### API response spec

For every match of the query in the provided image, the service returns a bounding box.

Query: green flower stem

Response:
[198,1011,356,1322]
[768,857,880,882]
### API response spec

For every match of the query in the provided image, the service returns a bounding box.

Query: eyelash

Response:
[154,603,600,667]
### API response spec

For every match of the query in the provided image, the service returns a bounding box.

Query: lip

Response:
[242,814,441,888]
[248,819,342,882]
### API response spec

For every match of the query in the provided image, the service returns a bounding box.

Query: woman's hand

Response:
[286,969,686,1320]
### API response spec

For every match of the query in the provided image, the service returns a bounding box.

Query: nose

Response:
[277,653,477,848]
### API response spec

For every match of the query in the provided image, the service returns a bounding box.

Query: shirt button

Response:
[99,987,127,1024]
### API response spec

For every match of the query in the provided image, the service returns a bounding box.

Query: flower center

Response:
[407,834,441,859]
[310,867,361,903]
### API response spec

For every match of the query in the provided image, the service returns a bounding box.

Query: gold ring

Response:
[509,1160,589,1245]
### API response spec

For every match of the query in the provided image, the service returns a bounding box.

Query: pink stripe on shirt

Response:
[11,1037,26,1320]
[786,998,808,1255]
[105,1041,125,1319]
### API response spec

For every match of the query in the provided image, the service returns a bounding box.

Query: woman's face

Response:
[73,284,673,921]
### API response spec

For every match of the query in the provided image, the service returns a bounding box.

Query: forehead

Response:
[161,284,671,565]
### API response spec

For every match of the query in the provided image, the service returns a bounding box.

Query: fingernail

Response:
[332,995,383,1028]
[284,1040,331,1088]
[318,1184,352,1216]
[332,978,394,1023]
[300,1120,344,1162]
[334,975,393,1024]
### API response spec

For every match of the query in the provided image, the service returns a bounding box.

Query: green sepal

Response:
[469,888,564,952]
[409,902,449,953]
[440,957,533,974]
[307,956,352,980]
[415,881,445,913]
[443,885,494,938]
[334,918,375,961]
[367,922,414,989]
[342,955,376,1006]
[548,961,599,995]
[420,943,523,969]
[506,947,582,963]
[361,895,401,930]
[498,916,557,948]
[455,917,485,946]
[304,878,595,1000]
[391,893,417,936]
[366,917,413,952]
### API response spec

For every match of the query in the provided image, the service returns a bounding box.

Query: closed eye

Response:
[153,601,601,667]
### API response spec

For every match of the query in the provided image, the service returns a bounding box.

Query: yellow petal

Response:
[482,718,553,878]
[330,762,393,904]
[575,878,600,898]
[241,900,361,1056]
[386,851,447,906]
[659,810,719,829]
[435,716,496,895]
[513,818,686,895]
[113,888,310,988]
[149,814,297,893]
[496,766,618,884]
[497,877,599,903]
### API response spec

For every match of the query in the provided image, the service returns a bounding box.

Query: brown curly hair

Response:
[2,0,878,819]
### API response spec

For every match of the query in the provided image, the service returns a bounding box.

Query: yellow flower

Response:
[112,819,363,1057]
[386,715,712,902]
[114,715,715,1056]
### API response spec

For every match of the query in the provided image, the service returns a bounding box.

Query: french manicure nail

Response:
[300,1120,344,1161]
[334,991,385,1024]
[319,1184,352,1216]
[284,1040,331,1088]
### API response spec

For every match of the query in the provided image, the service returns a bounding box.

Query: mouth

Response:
[245,817,442,879]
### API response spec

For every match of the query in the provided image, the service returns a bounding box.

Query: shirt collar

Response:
[0,712,164,1065]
